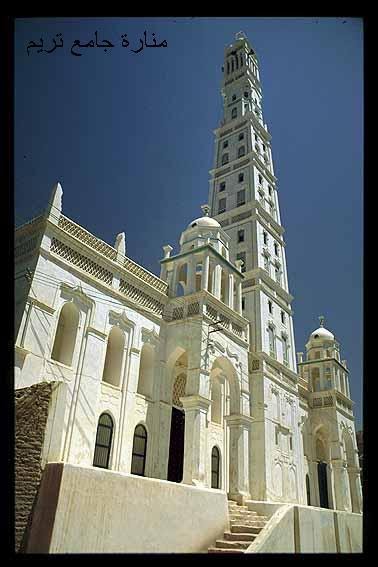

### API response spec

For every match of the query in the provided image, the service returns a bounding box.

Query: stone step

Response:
[228,510,258,518]
[231,524,265,534]
[215,539,251,550]
[229,518,267,525]
[208,547,244,554]
[224,531,256,542]
[230,514,268,521]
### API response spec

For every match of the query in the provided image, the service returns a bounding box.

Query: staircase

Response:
[207,500,269,554]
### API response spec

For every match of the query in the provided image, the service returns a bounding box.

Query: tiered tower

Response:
[208,32,304,502]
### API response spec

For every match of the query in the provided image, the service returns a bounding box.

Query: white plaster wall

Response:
[47,463,229,553]
[296,505,337,552]
[245,504,295,553]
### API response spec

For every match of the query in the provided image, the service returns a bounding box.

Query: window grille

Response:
[211,446,220,489]
[131,424,147,476]
[93,413,114,469]
[172,374,186,408]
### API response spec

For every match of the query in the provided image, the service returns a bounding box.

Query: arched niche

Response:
[210,356,241,415]
[137,343,155,399]
[102,326,125,387]
[210,377,222,424]
[51,302,80,366]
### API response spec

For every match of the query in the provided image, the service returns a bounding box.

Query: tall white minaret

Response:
[208,33,303,503]
[208,31,297,373]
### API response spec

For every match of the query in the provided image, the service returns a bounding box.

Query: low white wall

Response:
[31,463,229,553]
[245,502,362,554]
[245,505,295,553]
[296,505,337,552]
[334,510,363,553]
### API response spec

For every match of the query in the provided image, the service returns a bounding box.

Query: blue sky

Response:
[14,17,363,428]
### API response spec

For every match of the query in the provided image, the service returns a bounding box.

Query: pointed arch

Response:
[210,356,241,415]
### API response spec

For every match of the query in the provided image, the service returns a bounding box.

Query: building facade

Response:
[14,33,362,536]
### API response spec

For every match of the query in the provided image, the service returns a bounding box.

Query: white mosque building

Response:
[14,32,362,554]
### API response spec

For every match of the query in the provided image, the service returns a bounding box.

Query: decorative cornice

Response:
[109,309,135,330]
[27,296,55,315]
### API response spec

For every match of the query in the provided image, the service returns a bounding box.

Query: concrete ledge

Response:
[26,462,229,553]
[244,502,362,554]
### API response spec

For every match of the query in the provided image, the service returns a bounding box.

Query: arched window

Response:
[231,108,237,119]
[137,344,155,398]
[131,424,147,476]
[102,326,125,387]
[211,446,221,488]
[51,302,79,366]
[93,413,114,469]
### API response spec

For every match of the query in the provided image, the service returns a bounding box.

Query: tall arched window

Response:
[137,344,155,398]
[102,326,125,387]
[93,413,114,469]
[231,108,237,119]
[211,446,221,489]
[131,424,147,476]
[51,302,79,366]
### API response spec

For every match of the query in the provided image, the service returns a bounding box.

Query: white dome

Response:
[309,327,334,341]
[186,216,221,230]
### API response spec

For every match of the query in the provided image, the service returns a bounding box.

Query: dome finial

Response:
[201,204,210,217]
[319,315,325,327]
[235,31,247,41]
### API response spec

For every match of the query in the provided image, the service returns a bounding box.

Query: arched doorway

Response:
[306,473,311,505]
[317,462,329,508]
[167,353,187,482]
[316,437,329,508]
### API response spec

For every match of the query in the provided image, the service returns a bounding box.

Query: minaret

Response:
[297,318,362,513]
[208,31,297,373]
[208,33,302,503]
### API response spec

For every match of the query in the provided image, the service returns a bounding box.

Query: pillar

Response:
[201,253,210,291]
[227,273,234,309]
[225,414,252,503]
[347,467,363,513]
[235,280,242,315]
[181,395,211,486]
[187,256,196,294]
[213,264,222,299]
[332,459,352,511]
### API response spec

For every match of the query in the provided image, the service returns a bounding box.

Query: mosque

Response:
[14,32,362,553]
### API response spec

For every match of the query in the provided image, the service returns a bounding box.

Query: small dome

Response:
[186,216,221,230]
[309,327,334,341]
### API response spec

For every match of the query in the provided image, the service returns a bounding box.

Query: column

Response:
[332,459,352,511]
[187,256,196,294]
[213,264,222,299]
[181,395,211,486]
[235,280,242,315]
[347,467,363,513]
[227,273,234,309]
[201,253,210,291]
[225,414,252,503]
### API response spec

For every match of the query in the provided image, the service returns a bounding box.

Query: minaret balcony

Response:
[162,289,249,345]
